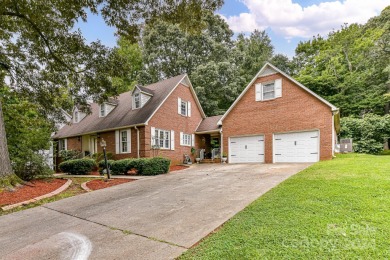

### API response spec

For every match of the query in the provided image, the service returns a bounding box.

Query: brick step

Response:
[200,158,221,163]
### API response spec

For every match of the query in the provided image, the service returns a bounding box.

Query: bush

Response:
[109,157,171,175]
[142,157,171,176]
[98,159,115,174]
[92,152,113,162]
[340,114,390,154]
[13,153,54,181]
[59,150,81,161]
[59,158,97,175]
[110,159,134,175]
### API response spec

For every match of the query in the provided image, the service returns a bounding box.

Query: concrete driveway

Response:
[0,163,311,259]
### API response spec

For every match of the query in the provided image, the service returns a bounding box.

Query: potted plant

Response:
[192,147,201,163]
[221,152,227,163]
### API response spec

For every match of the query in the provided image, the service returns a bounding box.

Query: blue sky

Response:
[77,0,388,58]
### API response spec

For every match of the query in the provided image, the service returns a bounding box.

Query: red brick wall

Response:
[67,136,82,151]
[97,127,146,160]
[148,83,203,165]
[222,73,334,163]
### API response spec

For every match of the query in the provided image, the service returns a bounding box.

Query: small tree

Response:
[340,114,390,154]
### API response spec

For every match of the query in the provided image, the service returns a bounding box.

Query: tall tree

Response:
[294,6,390,117]
[234,31,274,83]
[0,0,223,185]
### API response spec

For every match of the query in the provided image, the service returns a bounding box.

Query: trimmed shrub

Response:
[109,157,171,175]
[59,150,81,161]
[142,157,171,176]
[92,152,113,162]
[59,158,97,175]
[98,159,115,174]
[110,159,134,175]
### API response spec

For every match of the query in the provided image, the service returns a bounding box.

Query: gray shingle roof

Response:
[196,115,223,132]
[53,74,186,139]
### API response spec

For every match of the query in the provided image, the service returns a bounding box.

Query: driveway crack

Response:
[41,205,188,249]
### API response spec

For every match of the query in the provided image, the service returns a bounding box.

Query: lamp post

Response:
[100,138,111,179]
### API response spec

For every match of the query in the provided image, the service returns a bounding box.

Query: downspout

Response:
[219,127,223,164]
[135,126,140,158]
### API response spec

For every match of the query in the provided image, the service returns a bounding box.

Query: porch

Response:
[194,115,224,164]
[195,132,222,163]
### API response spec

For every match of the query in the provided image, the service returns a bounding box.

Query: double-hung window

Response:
[74,111,79,123]
[181,133,191,146]
[134,93,140,109]
[181,101,187,116]
[178,98,191,117]
[116,129,131,154]
[58,139,67,151]
[255,79,282,101]
[121,130,129,153]
[262,82,275,100]
[100,104,106,117]
[154,129,170,149]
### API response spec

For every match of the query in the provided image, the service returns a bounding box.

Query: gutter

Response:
[53,123,146,139]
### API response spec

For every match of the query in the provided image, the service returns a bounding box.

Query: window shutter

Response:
[188,101,191,117]
[131,95,135,110]
[191,134,195,147]
[255,84,262,101]
[170,131,175,150]
[180,132,183,145]
[115,130,120,154]
[178,97,181,114]
[127,129,131,153]
[275,79,282,98]
[150,127,155,147]
[64,139,68,150]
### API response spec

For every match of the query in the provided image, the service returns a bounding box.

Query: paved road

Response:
[0,163,311,260]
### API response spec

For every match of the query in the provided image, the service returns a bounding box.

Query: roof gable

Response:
[219,62,338,125]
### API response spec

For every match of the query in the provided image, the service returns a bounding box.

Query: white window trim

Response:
[115,129,131,154]
[152,128,171,150]
[58,138,67,151]
[99,104,106,117]
[255,79,282,101]
[178,97,191,117]
[133,92,141,109]
[73,110,79,123]
[180,132,192,146]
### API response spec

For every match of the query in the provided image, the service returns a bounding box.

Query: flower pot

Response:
[222,157,227,163]
[195,158,201,164]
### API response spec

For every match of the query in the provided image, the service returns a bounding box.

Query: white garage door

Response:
[229,135,264,163]
[274,131,319,163]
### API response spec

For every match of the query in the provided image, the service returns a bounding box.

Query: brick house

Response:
[218,62,339,163]
[53,74,206,167]
[53,63,339,166]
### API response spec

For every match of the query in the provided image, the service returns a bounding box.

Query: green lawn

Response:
[180,154,390,259]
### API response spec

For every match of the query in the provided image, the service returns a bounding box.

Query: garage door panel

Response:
[230,136,264,163]
[274,131,319,163]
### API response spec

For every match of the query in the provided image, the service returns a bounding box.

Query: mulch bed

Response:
[0,179,67,206]
[86,178,135,191]
[170,165,188,172]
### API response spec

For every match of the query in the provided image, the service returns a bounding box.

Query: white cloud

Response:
[223,0,389,38]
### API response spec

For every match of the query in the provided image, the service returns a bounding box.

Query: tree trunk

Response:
[0,100,14,178]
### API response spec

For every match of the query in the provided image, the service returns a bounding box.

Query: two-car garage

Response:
[229,130,320,163]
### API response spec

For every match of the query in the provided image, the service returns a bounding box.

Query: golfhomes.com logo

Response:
[281,223,377,251]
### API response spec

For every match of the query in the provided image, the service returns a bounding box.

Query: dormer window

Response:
[134,92,140,109]
[132,86,153,110]
[100,104,106,117]
[74,111,79,123]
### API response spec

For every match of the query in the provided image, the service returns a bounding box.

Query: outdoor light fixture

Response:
[100,138,111,179]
